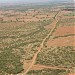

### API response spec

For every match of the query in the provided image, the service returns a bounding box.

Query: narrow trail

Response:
[22,12,61,75]
[31,64,72,71]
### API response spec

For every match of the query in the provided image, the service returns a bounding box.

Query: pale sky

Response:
[0,0,52,3]
[0,0,73,4]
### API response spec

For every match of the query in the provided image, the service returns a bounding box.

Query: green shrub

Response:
[0,50,23,74]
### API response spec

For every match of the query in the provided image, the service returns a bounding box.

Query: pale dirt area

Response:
[23,60,32,72]
[44,24,52,29]
[47,36,75,47]
[0,22,24,30]
[3,17,17,22]
[23,18,46,22]
[62,16,74,19]
[53,26,75,36]
[0,10,56,23]
[35,12,57,18]
[30,64,71,71]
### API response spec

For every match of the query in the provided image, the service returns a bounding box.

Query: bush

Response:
[27,68,69,75]
[0,50,23,74]
[36,46,75,68]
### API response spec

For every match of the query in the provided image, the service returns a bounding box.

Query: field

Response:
[0,1,75,75]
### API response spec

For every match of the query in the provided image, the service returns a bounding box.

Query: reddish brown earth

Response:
[47,36,75,47]
[68,73,75,75]
[62,16,74,19]
[0,22,24,30]
[31,64,71,71]
[53,26,75,36]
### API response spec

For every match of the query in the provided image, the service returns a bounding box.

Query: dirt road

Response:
[21,12,61,75]
[31,64,71,71]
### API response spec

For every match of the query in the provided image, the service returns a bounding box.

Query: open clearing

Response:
[47,36,75,47]
[53,26,75,36]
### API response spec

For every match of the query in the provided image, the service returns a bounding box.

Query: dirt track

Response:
[31,64,72,71]
[21,12,62,75]
[17,11,74,75]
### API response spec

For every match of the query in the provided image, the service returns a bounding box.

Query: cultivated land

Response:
[0,1,75,75]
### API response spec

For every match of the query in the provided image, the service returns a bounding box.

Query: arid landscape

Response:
[0,0,75,75]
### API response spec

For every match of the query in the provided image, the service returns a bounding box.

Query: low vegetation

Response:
[64,12,75,16]
[0,48,23,74]
[27,68,69,75]
[36,46,75,68]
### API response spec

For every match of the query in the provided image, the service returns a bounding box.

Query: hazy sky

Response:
[0,0,73,4]
[0,0,53,3]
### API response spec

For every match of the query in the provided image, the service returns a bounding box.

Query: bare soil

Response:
[31,64,71,71]
[47,36,75,47]
[53,26,75,36]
